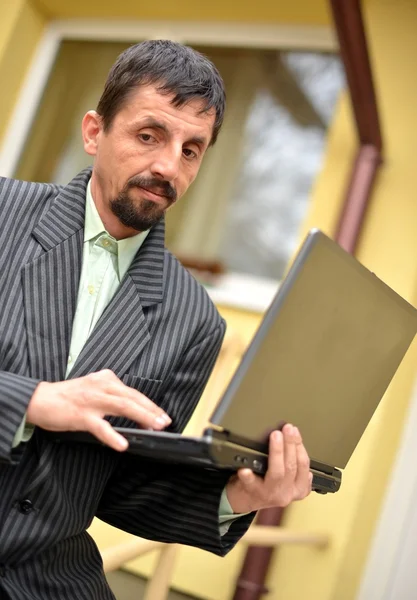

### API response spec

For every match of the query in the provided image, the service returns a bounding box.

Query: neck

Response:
[90,172,141,240]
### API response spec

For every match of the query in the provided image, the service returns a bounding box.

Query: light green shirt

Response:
[12,181,239,532]
[66,181,149,377]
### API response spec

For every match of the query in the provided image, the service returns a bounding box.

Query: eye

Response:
[183,148,198,160]
[138,133,156,143]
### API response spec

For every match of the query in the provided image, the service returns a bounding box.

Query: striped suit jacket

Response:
[0,169,253,600]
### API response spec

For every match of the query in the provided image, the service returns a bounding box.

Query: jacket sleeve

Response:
[96,319,256,556]
[0,371,41,463]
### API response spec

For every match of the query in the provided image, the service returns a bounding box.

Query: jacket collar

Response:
[32,167,165,306]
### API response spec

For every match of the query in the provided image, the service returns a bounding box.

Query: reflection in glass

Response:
[222,52,344,280]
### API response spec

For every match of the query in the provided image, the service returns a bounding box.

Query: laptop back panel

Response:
[210,230,417,469]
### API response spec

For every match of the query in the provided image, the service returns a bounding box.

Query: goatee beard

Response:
[110,176,177,232]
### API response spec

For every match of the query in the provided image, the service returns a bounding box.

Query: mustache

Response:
[126,176,177,202]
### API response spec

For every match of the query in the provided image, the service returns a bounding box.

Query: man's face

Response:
[82,84,216,236]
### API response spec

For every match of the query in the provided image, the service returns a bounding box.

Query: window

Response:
[14,38,343,306]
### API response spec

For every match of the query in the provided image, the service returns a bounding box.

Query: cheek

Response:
[176,173,195,199]
[183,164,201,189]
[112,139,136,164]
[185,159,203,183]
[96,141,121,173]
[99,134,135,164]
[103,143,139,183]
[95,143,129,192]
[117,142,155,180]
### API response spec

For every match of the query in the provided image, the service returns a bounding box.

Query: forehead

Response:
[115,84,216,140]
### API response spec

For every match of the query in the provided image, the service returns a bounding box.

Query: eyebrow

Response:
[138,117,208,148]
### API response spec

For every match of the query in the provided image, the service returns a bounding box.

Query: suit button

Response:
[19,499,34,514]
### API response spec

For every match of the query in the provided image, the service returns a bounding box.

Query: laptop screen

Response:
[210,230,417,469]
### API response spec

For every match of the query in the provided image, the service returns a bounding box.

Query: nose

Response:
[150,145,181,183]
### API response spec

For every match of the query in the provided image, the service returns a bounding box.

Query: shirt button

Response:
[19,499,34,515]
[88,285,95,295]
[102,239,110,247]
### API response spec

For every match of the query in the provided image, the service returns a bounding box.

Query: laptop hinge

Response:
[310,459,335,475]
[203,427,228,442]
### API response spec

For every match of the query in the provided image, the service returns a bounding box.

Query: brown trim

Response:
[232,1,383,598]
[332,0,383,252]
[331,0,382,150]
[336,144,382,253]
[231,508,284,600]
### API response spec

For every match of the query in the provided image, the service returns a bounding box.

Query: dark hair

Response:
[96,40,226,145]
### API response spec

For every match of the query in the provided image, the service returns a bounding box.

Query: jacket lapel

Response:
[22,167,166,382]
[22,170,89,381]
[67,211,166,380]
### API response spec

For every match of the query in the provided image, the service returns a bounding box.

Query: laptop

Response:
[48,229,417,494]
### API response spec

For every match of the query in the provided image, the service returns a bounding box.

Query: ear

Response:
[82,110,102,156]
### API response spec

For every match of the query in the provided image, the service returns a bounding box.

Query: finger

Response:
[282,424,298,483]
[91,377,171,426]
[120,384,164,415]
[91,370,169,421]
[294,428,311,494]
[89,369,118,380]
[86,417,129,452]
[265,430,285,483]
[102,394,171,430]
[106,380,170,421]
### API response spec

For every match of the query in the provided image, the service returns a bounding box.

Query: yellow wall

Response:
[31,0,331,24]
[0,0,46,142]
[267,1,417,599]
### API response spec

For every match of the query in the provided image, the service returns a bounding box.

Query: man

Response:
[0,40,312,599]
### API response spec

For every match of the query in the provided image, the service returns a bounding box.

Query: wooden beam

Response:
[102,539,163,573]
[242,526,329,548]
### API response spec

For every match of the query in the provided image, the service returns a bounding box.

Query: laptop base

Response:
[45,427,341,494]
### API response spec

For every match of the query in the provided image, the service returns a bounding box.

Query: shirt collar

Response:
[85,179,149,279]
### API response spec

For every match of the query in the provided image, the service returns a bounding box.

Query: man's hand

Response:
[225,424,312,514]
[27,369,171,451]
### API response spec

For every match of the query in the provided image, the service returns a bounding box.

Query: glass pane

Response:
[221,51,344,280]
